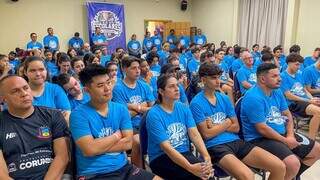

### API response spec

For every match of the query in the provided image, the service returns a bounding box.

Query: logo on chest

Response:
[37,127,51,139]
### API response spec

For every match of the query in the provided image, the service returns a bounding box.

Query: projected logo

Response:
[91,11,122,41]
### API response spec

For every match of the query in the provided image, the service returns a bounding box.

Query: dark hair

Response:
[273,46,282,53]
[191,47,200,54]
[198,62,222,78]
[286,53,304,64]
[30,32,36,38]
[168,55,178,64]
[225,46,233,55]
[52,73,71,88]
[289,45,301,53]
[57,52,71,64]
[121,56,140,69]
[252,44,259,50]
[215,48,225,54]
[314,47,320,52]
[23,56,49,81]
[146,52,159,65]
[0,54,7,61]
[67,48,77,58]
[83,53,93,66]
[74,32,80,37]
[256,63,278,78]
[261,53,274,62]
[220,41,226,47]
[79,64,108,86]
[87,54,99,65]
[170,48,180,54]
[156,74,176,103]
[71,56,83,69]
[44,49,52,55]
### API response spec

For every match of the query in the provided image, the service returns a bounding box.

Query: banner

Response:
[86,2,126,54]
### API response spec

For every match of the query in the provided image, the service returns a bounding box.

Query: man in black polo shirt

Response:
[0,75,69,180]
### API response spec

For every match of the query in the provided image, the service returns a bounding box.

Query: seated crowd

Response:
[0,26,320,180]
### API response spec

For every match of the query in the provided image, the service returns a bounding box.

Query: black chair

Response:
[139,111,150,169]
[235,97,266,180]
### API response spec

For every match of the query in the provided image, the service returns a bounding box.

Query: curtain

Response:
[237,0,288,49]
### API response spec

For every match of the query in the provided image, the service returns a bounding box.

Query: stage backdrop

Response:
[86,2,126,53]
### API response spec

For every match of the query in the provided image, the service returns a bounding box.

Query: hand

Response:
[285,136,299,149]
[310,97,320,106]
[223,118,232,129]
[206,118,213,129]
[189,162,213,180]
[226,78,234,87]
[113,131,122,140]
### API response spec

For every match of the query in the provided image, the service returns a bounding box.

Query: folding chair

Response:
[139,111,149,169]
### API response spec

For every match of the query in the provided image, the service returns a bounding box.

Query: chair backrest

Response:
[234,97,244,140]
[233,72,242,101]
[139,110,149,169]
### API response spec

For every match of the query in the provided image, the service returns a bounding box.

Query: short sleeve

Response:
[144,83,155,102]
[242,96,266,124]
[112,84,128,105]
[277,90,289,112]
[146,110,168,145]
[70,110,92,141]
[190,101,206,124]
[224,96,236,118]
[237,69,247,83]
[118,104,133,130]
[185,106,196,128]
[51,110,70,140]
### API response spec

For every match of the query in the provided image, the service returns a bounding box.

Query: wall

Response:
[0,0,192,53]
[191,0,238,46]
[294,0,320,56]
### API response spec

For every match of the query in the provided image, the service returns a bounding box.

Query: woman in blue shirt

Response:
[23,56,71,124]
[147,74,213,180]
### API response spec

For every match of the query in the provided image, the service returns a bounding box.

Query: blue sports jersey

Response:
[101,55,112,67]
[179,54,188,71]
[281,63,304,73]
[280,71,309,105]
[167,35,177,44]
[231,58,244,74]
[236,66,257,94]
[303,56,317,68]
[26,41,43,50]
[190,91,239,147]
[143,37,153,52]
[68,37,84,50]
[70,101,132,176]
[127,40,141,56]
[219,62,230,83]
[303,64,320,89]
[43,35,59,51]
[146,102,196,162]
[179,36,190,48]
[44,60,59,78]
[92,34,107,45]
[223,55,235,70]
[193,35,207,46]
[187,57,200,78]
[241,85,289,141]
[151,35,162,50]
[32,82,71,110]
[112,80,155,128]
[68,92,90,110]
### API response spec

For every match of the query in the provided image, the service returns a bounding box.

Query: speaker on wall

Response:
[181,0,188,11]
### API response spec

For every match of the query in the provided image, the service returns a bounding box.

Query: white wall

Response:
[0,0,192,53]
[191,0,238,46]
[295,0,320,56]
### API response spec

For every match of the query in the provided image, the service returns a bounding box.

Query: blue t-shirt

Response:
[92,34,107,45]
[43,35,59,51]
[32,82,71,110]
[179,36,190,48]
[241,85,289,141]
[303,56,317,68]
[179,54,188,71]
[151,35,162,50]
[280,71,309,105]
[26,41,43,50]
[219,62,230,83]
[70,101,132,176]
[303,64,320,89]
[236,66,257,94]
[251,51,261,65]
[158,50,170,66]
[101,55,112,67]
[112,80,155,128]
[281,63,304,73]
[69,92,90,110]
[68,37,84,50]
[167,35,177,44]
[193,35,207,46]
[44,60,59,78]
[143,37,153,52]
[231,58,244,74]
[146,102,196,162]
[190,91,239,148]
[127,40,141,55]
[187,58,200,78]
[223,55,235,70]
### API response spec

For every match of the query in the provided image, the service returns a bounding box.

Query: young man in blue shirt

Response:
[27,33,43,51]
[187,48,201,79]
[236,51,257,95]
[303,59,320,96]
[190,62,285,180]
[151,31,162,51]
[68,32,84,52]
[241,63,320,180]
[303,48,320,68]
[112,56,155,167]
[193,28,207,46]
[70,64,159,180]
[143,31,153,53]
[166,29,177,49]
[43,27,59,51]
[280,53,320,140]
[127,34,141,58]
[92,27,107,47]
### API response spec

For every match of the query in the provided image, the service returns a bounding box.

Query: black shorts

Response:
[150,151,202,180]
[77,163,155,180]
[250,133,315,160]
[289,101,311,117]
[207,139,255,163]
